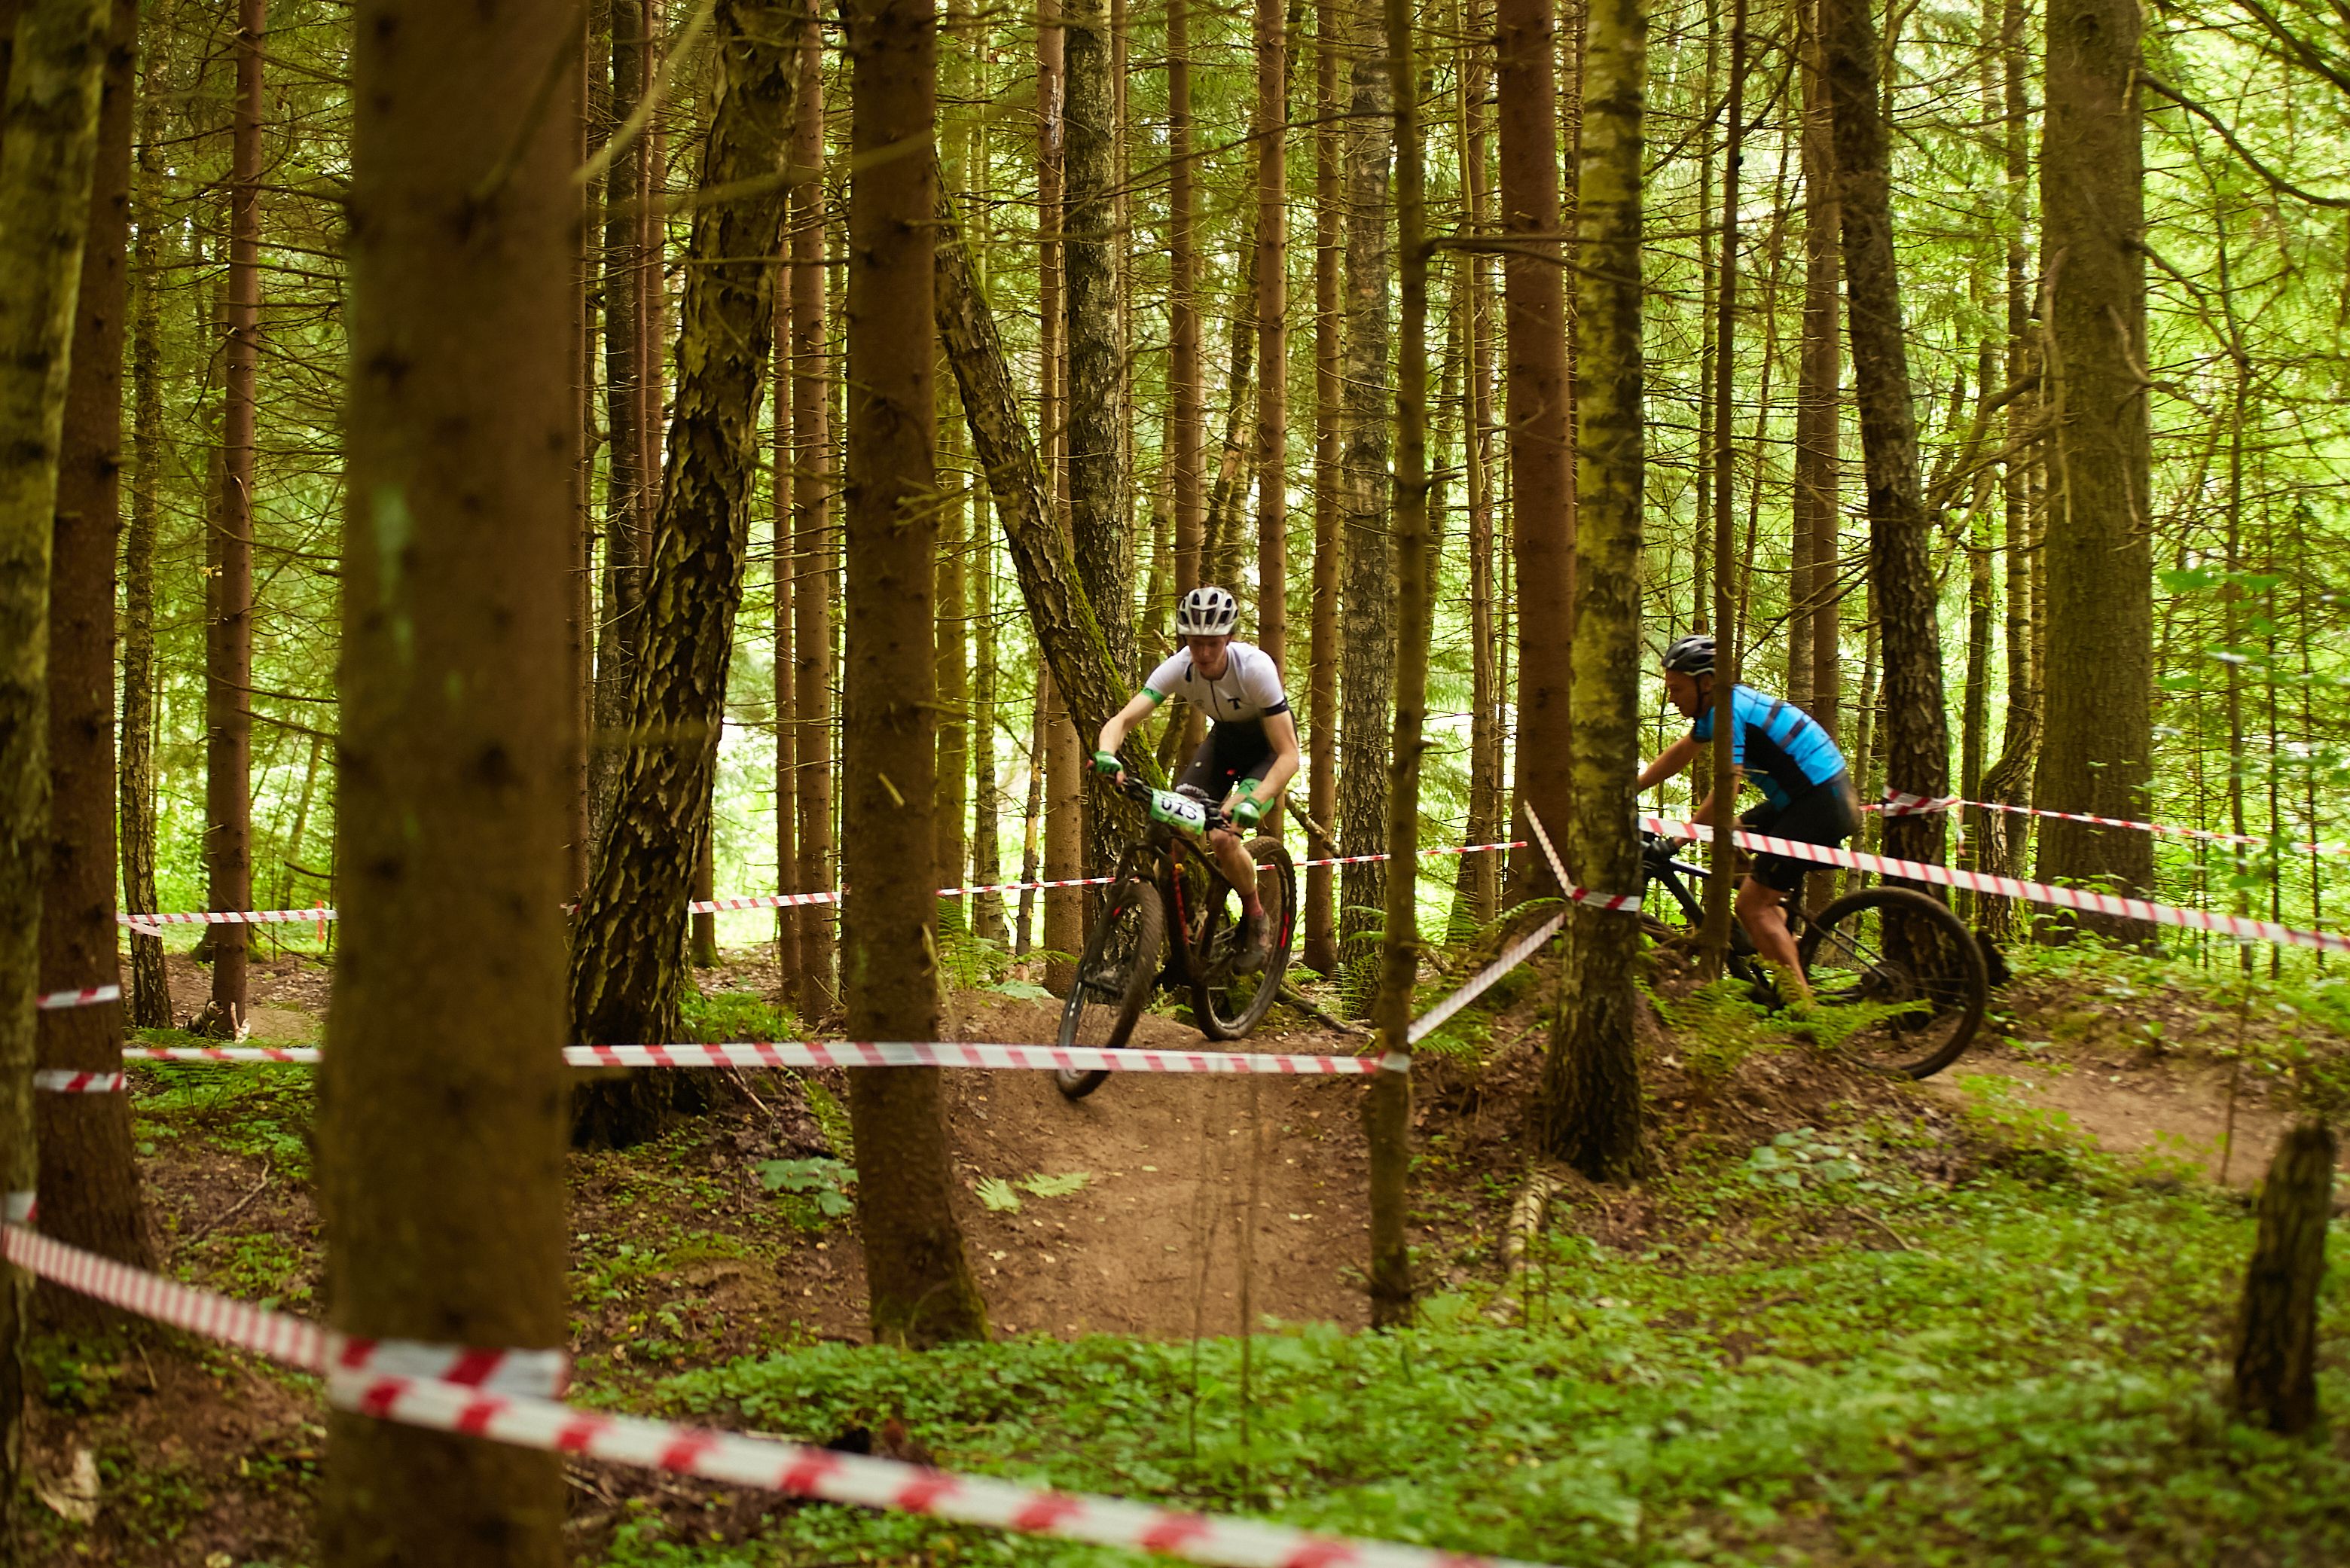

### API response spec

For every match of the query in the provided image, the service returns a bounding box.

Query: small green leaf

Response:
[1018,1170,1091,1198]
[976,1176,1023,1212]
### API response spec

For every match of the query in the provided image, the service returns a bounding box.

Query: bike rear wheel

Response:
[1189,837,1298,1042]
[1796,886,1987,1079]
[1054,874,1167,1100]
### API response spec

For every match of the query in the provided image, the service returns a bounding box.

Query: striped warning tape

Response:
[1875,788,2350,857]
[37,984,121,1010]
[4,1224,1550,1568]
[1648,813,2350,955]
[0,1224,565,1395]
[111,1042,1389,1075]
[34,1069,125,1094]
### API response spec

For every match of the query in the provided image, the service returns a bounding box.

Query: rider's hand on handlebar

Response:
[1231,796,1263,830]
[1091,749,1123,782]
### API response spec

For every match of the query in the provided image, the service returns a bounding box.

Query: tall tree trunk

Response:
[38,0,146,1301]
[1450,0,1500,938]
[936,395,969,932]
[0,0,112,1525]
[1253,0,1289,699]
[1169,0,1202,679]
[569,0,597,902]
[321,0,578,1541]
[1494,0,1573,903]
[1794,0,1840,739]
[569,0,795,1147]
[594,0,649,843]
[118,41,166,1027]
[1366,0,1426,1328]
[791,0,836,1018]
[1698,0,1746,972]
[971,509,1007,943]
[1821,0,1946,873]
[774,328,801,987]
[1037,15,1081,993]
[1302,0,1341,975]
[2033,0,2152,927]
[2229,1121,2336,1435]
[1336,0,1392,978]
[843,0,987,1347]
[201,0,264,1036]
[1543,0,1643,1181]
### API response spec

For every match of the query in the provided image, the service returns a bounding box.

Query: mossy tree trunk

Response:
[0,0,138,1525]
[38,0,148,1307]
[569,0,796,1148]
[2230,1121,2337,1435]
[1542,0,1646,1182]
[843,0,988,1347]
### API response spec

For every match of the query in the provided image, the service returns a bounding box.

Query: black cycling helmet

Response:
[1661,633,1715,676]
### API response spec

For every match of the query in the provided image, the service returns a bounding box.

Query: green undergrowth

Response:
[601,1117,2349,1568]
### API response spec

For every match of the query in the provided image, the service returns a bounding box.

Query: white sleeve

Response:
[1242,648,1288,712]
[1143,651,1190,700]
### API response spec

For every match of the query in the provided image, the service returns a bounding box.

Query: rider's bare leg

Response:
[1736,876,1811,999]
[1208,826,1264,917]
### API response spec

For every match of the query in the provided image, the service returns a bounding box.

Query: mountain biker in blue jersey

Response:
[1636,633,1858,995]
[1092,586,1300,975]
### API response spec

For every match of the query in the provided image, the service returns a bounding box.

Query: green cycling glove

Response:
[1231,797,1263,829]
[1092,749,1122,778]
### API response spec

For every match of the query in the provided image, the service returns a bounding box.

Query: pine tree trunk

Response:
[691,809,719,966]
[1698,0,1747,975]
[774,344,801,987]
[1253,0,1289,704]
[1543,0,1644,1181]
[201,0,264,1036]
[569,4,597,901]
[118,46,167,1027]
[1015,698,1044,952]
[1302,0,1341,975]
[936,401,969,933]
[971,513,1008,943]
[1366,0,1427,1327]
[2033,0,2152,929]
[0,0,112,1527]
[791,0,836,1017]
[2229,1121,2337,1435]
[1821,0,1948,876]
[322,0,578,1536]
[843,0,987,1346]
[1037,18,1081,993]
[1494,0,1573,904]
[38,0,148,1305]
[1794,0,1840,739]
[1336,0,1392,978]
[1450,4,1500,939]
[594,0,648,844]
[1169,0,1204,764]
[569,0,795,1146]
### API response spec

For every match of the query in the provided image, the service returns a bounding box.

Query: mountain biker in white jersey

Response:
[1092,586,1301,975]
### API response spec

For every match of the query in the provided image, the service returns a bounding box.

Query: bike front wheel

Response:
[1054,874,1166,1100]
[1796,886,1987,1079]
[1189,837,1298,1042]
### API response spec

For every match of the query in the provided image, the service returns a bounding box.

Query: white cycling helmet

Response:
[1176,584,1240,637]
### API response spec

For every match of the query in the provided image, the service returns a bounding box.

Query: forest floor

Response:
[14,932,2350,1566]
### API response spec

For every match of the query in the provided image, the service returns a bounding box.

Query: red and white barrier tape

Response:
[6,1224,1546,1568]
[37,984,121,1010]
[113,1041,1394,1075]
[34,1069,125,1094]
[122,843,1533,928]
[0,1225,566,1396]
[1649,813,2350,955]
[1875,788,2350,858]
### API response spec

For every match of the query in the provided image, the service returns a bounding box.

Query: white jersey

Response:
[1143,641,1290,725]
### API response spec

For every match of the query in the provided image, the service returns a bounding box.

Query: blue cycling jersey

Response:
[1689,684,1848,808]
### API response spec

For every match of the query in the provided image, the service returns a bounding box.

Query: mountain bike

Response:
[1639,830,1988,1079]
[1052,776,1299,1100]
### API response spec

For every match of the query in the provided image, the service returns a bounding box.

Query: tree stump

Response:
[2231,1120,2338,1435]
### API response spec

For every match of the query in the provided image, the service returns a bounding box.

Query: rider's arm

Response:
[1251,710,1302,801]
[1096,688,1164,760]
[1637,734,1699,793]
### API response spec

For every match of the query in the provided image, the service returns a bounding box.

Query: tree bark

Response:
[1253,0,1289,697]
[2229,1120,2336,1435]
[971,508,1007,943]
[791,0,836,1017]
[1366,0,1427,1329]
[1821,0,1947,873]
[569,0,795,1146]
[38,0,147,1306]
[322,0,578,1545]
[118,38,166,1027]
[0,0,111,1528]
[1543,0,1644,1182]
[1064,0,1129,688]
[1794,0,1840,740]
[1037,17,1080,994]
[1494,0,1574,904]
[2033,0,2153,929]
[936,395,969,932]
[200,0,264,1036]
[1302,0,1341,975]
[594,0,648,846]
[1336,0,1392,978]
[1450,0,1501,939]
[843,0,987,1347]
[1699,0,1746,973]
[774,323,801,987]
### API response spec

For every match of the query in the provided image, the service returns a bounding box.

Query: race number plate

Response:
[1150,789,1210,833]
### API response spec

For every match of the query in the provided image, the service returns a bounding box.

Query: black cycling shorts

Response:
[1178,721,1275,804]
[1739,770,1859,895]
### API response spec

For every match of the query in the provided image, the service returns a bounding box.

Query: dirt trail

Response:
[939,998,1375,1336]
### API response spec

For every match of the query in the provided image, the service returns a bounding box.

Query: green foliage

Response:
[680,987,798,1043]
[755,1157,855,1218]
[974,1171,1091,1213]
[799,1077,853,1162]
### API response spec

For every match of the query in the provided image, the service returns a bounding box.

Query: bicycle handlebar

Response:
[1112,773,1231,834]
